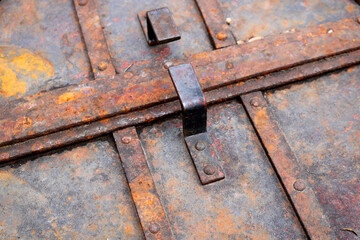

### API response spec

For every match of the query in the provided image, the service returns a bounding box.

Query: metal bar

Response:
[1,49,360,163]
[168,64,206,137]
[1,18,360,148]
[241,91,336,240]
[113,127,174,240]
[195,0,236,49]
[74,0,116,79]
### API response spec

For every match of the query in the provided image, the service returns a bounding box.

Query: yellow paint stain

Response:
[57,92,79,104]
[0,46,54,97]
[345,5,354,12]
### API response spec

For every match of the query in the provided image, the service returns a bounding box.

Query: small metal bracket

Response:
[169,63,225,185]
[138,7,181,46]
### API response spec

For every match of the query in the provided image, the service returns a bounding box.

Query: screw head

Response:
[163,62,173,70]
[293,179,306,191]
[225,62,233,69]
[121,136,131,144]
[216,32,228,41]
[78,0,88,6]
[203,165,216,175]
[195,141,206,151]
[149,223,160,234]
[97,61,108,71]
[250,99,260,107]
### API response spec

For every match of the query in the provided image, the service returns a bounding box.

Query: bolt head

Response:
[293,179,306,191]
[203,165,216,175]
[195,141,206,151]
[216,32,228,41]
[250,99,260,107]
[97,61,108,71]
[78,0,88,6]
[121,136,132,144]
[149,223,160,234]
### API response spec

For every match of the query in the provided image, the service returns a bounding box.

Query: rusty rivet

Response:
[97,61,108,71]
[216,32,228,41]
[164,61,173,69]
[225,62,233,69]
[195,141,206,151]
[203,165,216,175]
[121,136,131,144]
[250,99,260,107]
[78,0,88,6]
[293,179,306,191]
[149,223,160,234]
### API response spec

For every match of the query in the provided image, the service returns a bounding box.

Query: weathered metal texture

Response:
[0,0,91,103]
[138,100,307,239]
[113,127,174,240]
[169,64,206,137]
[264,65,360,239]
[218,0,360,42]
[241,92,335,239]
[1,18,359,148]
[0,137,144,239]
[139,7,181,46]
[95,0,212,73]
[195,0,236,49]
[74,0,116,79]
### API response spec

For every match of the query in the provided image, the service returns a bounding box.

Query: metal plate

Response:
[138,100,307,239]
[0,137,144,239]
[265,65,360,239]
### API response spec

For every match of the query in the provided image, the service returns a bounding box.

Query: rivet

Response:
[357,17,360,24]
[250,99,260,107]
[149,223,160,234]
[226,17,232,25]
[225,62,233,69]
[327,28,334,34]
[164,62,173,69]
[121,136,131,144]
[216,32,228,41]
[293,179,306,191]
[195,141,206,151]
[203,165,216,175]
[78,0,88,6]
[97,61,108,71]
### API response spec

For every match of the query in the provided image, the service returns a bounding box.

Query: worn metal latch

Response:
[169,63,225,185]
[138,7,181,46]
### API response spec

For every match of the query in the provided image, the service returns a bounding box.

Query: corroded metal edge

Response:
[113,127,174,240]
[195,0,236,48]
[1,18,360,147]
[74,0,116,78]
[241,92,336,240]
[1,50,359,163]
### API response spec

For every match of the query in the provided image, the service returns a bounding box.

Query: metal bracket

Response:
[138,7,181,46]
[169,63,225,185]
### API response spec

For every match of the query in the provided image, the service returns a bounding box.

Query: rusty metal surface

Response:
[74,0,116,79]
[114,127,174,240]
[218,0,360,42]
[195,0,236,49]
[0,0,91,103]
[264,65,360,239]
[138,100,307,239]
[0,137,144,239]
[94,0,212,74]
[1,18,359,148]
[1,49,359,164]
[241,92,335,239]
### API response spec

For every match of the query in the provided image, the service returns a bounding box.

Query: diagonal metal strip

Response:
[1,49,360,163]
[241,91,336,240]
[74,0,116,79]
[1,18,360,148]
[113,127,174,240]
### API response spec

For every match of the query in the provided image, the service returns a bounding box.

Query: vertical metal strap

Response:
[241,91,336,240]
[113,127,174,240]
